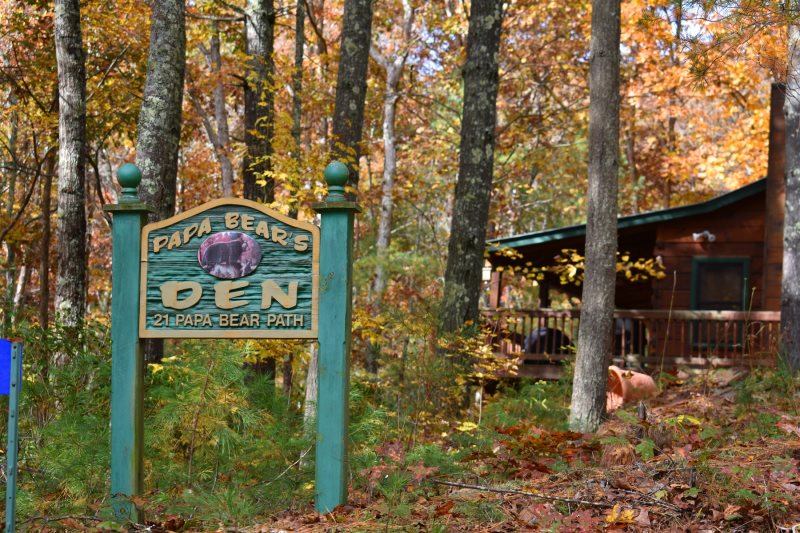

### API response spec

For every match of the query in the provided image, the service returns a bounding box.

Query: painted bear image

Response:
[198,232,261,279]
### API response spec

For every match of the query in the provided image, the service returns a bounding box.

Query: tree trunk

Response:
[54,0,87,329]
[210,25,234,197]
[569,0,621,432]
[39,155,54,329]
[291,0,304,169]
[282,354,293,397]
[366,0,413,372]
[13,264,29,314]
[371,0,413,299]
[782,12,800,372]
[190,25,234,197]
[136,0,185,363]
[441,0,504,332]
[329,0,374,187]
[136,0,185,222]
[243,0,276,203]
[3,101,17,335]
[303,343,319,431]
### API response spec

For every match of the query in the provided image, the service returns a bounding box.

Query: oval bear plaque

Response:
[197,232,262,279]
[139,199,319,339]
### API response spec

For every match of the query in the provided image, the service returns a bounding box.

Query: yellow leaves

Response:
[456,421,479,432]
[605,503,636,524]
[506,249,666,287]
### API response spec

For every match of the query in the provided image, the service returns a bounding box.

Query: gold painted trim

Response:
[139,198,320,340]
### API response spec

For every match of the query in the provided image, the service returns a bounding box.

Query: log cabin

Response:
[483,84,786,378]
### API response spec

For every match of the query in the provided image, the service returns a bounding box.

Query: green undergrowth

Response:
[0,320,572,529]
[0,322,322,528]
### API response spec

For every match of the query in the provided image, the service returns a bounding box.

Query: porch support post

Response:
[489,270,503,308]
[103,164,153,523]
[312,162,360,512]
[538,279,551,308]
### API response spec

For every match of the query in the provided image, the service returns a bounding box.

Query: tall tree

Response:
[242,0,277,381]
[39,156,54,329]
[441,0,504,332]
[364,0,414,372]
[136,0,185,363]
[190,23,234,197]
[243,0,276,203]
[569,0,621,432]
[284,0,306,396]
[136,0,185,222]
[370,0,414,299]
[329,0,374,186]
[3,99,18,334]
[54,0,87,328]
[783,4,800,372]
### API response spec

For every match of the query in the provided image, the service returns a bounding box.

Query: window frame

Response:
[690,256,751,311]
[689,256,751,351]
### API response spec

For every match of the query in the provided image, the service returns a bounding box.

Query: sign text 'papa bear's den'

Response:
[139,199,319,339]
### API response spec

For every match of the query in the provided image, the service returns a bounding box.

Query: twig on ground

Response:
[614,487,683,512]
[264,446,313,488]
[18,515,103,525]
[430,479,614,508]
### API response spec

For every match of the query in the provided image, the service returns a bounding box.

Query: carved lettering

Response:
[214,280,249,309]
[160,281,203,310]
[261,280,298,309]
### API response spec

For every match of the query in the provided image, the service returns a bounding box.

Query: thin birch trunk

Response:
[569,0,621,432]
[190,26,234,198]
[283,0,305,394]
[13,264,28,314]
[370,0,413,299]
[54,0,87,329]
[303,343,319,432]
[3,102,17,335]
[210,25,234,197]
[39,155,54,329]
[366,0,414,372]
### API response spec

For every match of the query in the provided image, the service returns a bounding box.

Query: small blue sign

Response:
[0,339,21,396]
[0,339,11,395]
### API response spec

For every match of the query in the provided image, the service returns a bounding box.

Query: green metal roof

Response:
[487,178,766,251]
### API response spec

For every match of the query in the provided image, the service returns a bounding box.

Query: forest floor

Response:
[244,368,800,532]
[26,366,800,533]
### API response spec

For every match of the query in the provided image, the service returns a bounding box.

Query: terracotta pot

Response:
[606,365,658,413]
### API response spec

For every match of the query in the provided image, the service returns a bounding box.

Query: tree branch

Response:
[429,479,614,508]
[303,0,328,55]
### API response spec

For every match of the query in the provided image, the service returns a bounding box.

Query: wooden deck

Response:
[482,308,781,379]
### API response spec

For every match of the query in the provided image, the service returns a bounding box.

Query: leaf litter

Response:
[36,369,800,532]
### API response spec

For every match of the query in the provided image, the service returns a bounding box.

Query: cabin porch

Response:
[482,308,781,379]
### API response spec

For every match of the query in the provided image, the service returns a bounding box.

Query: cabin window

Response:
[690,257,750,351]
[690,257,750,311]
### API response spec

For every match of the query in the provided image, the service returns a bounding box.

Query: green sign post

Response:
[104,164,152,522]
[313,162,360,512]
[106,161,357,520]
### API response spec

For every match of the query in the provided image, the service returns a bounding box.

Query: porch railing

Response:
[481,308,781,378]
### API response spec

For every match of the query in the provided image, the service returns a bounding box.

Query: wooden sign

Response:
[139,199,319,339]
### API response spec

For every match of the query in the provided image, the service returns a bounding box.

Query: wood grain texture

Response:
[139,199,319,339]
